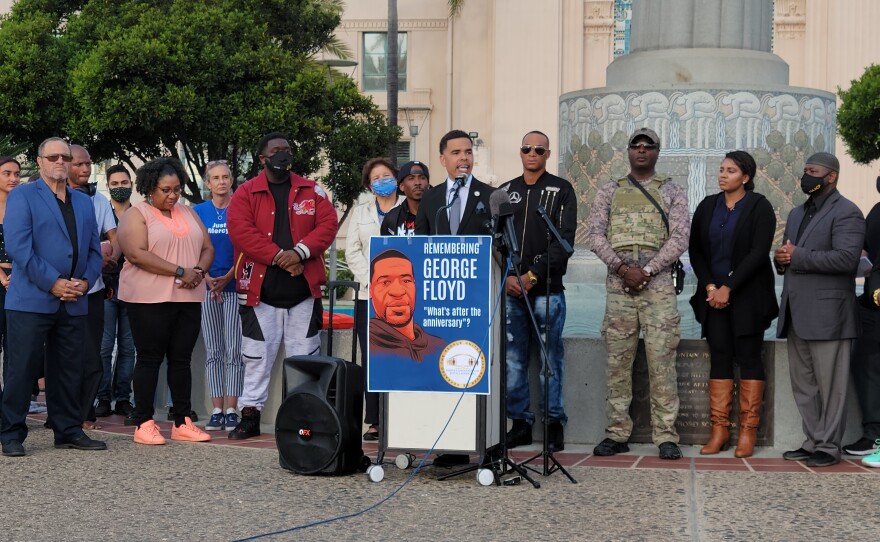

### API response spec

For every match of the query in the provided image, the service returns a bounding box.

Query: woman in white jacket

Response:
[345,157,403,441]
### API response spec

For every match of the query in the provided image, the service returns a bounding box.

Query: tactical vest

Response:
[608,177,669,251]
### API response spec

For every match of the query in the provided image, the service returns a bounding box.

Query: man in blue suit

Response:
[0,137,106,457]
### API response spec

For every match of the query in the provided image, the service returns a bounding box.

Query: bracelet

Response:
[706,285,717,293]
[873,289,879,307]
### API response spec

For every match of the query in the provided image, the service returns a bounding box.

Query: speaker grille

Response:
[276,392,341,474]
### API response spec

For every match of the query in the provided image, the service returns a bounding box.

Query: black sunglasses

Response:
[628,143,659,151]
[520,145,547,156]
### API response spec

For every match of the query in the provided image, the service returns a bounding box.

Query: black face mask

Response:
[74,183,97,197]
[266,151,292,173]
[800,173,826,195]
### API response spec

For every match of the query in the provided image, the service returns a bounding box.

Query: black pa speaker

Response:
[276,355,366,475]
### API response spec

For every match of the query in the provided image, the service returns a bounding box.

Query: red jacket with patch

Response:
[228,170,338,306]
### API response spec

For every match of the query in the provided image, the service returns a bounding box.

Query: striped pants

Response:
[201,290,244,399]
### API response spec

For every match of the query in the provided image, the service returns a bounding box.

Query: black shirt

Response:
[708,192,747,286]
[56,191,78,278]
[796,187,835,243]
[260,180,310,308]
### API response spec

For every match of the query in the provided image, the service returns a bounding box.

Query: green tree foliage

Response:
[0,0,399,210]
[838,64,880,165]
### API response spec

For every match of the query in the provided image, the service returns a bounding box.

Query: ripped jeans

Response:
[505,293,567,425]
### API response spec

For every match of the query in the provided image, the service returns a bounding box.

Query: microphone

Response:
[435,174,467,232]
[489,190,519,256]
[535,205,574,255]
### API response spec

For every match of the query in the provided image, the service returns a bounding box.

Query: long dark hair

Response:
[724,150,757,191]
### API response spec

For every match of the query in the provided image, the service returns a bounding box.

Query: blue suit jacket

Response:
[4,178,102,316]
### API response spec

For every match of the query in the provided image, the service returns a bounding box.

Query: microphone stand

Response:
[517,205,576,484]
[438,232,539,488]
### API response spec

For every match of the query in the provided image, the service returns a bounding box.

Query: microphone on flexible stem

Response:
[535,205,574,256]
[435,174,467,232]
[489,190,520,257]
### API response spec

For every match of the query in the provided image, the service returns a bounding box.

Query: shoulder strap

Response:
[626,175,669,232]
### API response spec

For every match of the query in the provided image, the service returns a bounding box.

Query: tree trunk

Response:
[387,0,398,164]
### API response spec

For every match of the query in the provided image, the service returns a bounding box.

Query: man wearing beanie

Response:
[775,152,865,467]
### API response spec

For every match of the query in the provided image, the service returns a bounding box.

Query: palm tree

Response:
[386,0,463,162]
[387,0,399,163]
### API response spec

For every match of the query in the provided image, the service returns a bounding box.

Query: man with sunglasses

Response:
[1,137,105,456]
[500,131,577,452]
[587,127,689,460]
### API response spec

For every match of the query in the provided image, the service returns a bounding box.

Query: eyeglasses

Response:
[520,145,547,156]
[628,143,659,151]
[41,154,73,163]
[157,186,183,195]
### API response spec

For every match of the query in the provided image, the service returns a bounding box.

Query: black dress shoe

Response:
[547,422,565,452]
[94,400,112,418]
[806,451,839,467]
[506,419,533,449]
[363,425,379,441]
[433,453,470,467]
[2,441,25,457]
[783,448,811,461]
[55,435,108,451]
[113,400,133,416]
[658,441,682,460]
[593,438,629,456]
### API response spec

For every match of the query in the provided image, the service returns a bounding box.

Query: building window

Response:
[363,32,407,92]
[395,140,411,165]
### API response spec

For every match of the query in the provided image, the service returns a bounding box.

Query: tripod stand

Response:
[438,250,540,488]
[516,206,577,484]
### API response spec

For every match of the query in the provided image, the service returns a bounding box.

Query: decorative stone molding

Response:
[559,87,836,244]
[774,0,806,38]
[584,0,613,39]
[341,19,448,32]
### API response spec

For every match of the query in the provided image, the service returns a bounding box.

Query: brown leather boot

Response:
[734,380,765,458]
[701,379,733,455]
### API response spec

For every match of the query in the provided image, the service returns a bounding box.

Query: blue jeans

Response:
[99,293,136,402]
[506,292,567,425]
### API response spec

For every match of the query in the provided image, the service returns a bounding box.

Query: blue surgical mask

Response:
[371,177,398,197]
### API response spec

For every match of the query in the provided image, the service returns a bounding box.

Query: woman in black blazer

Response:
[689,151,778,458]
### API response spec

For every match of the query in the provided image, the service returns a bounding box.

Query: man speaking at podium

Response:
[500,131,577,452]
[414,130,493,236]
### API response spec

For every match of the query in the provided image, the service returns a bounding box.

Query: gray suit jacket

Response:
[776,189,865,340]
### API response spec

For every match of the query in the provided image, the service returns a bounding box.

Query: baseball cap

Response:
[397,161,430,183]
[629,127,660,147]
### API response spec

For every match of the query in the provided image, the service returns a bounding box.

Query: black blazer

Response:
[414,177,494,235]
[689,191,778,337]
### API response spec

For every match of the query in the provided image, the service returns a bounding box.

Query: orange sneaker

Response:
[134,420,166,445]
[171,417,211,442]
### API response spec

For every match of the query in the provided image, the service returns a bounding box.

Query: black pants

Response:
[851,305,880,439]
[127,302,201,425]
[705,307,765,380]
[80,290,105,422]
[356,300,379,426]
[0,307,87,444]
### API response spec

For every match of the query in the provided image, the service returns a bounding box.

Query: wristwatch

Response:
[175,266,185,278]
[527,271,539,286]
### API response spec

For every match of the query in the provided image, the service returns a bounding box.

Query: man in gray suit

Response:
[775,152,865,467]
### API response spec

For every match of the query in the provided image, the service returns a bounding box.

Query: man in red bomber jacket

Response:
[226,132,338,439]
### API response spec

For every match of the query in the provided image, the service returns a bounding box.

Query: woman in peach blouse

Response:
[118,158,214,445]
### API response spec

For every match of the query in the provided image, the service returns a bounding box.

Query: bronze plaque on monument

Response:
[628,339,775,446]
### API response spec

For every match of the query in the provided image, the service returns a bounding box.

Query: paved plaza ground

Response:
[1,414,879,541]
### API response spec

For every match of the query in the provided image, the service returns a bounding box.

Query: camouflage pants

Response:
[601,286,681,444]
